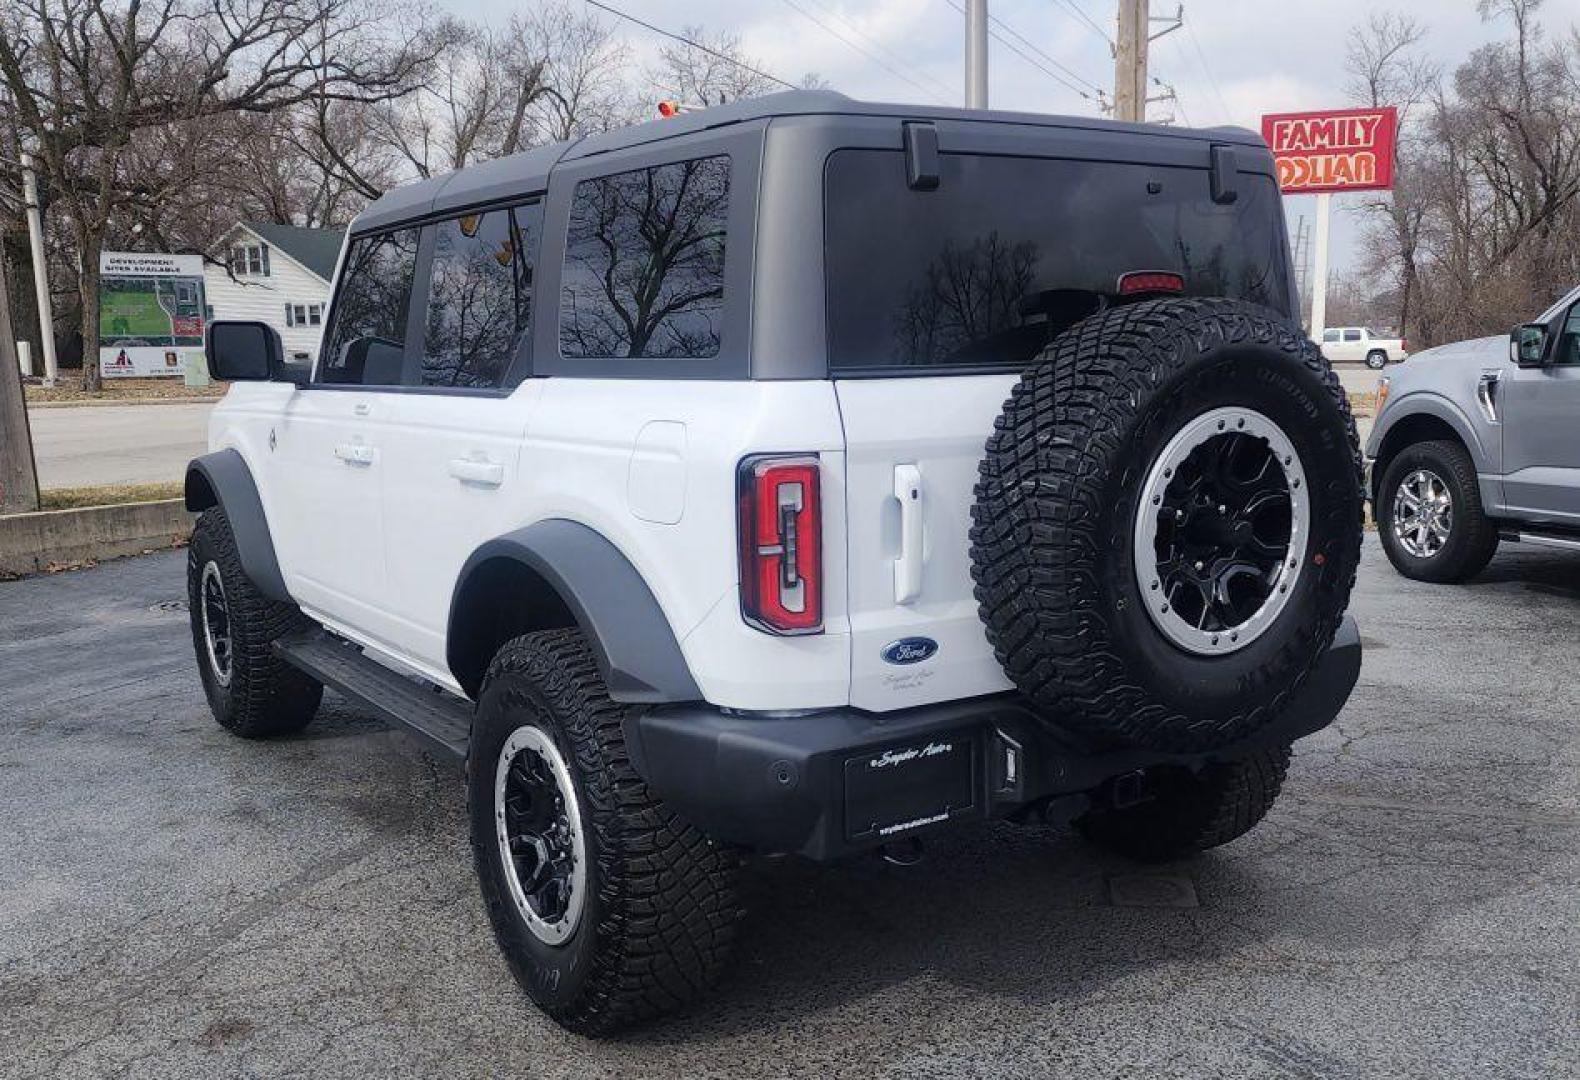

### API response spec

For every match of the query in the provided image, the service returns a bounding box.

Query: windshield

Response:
[824,150,1294,373]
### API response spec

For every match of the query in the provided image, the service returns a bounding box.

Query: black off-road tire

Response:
[970,298,1364,753]
[1376,439,1499,583]
[1075,748,1291,862]
[467,628,743,1036]
[187,508,322,737]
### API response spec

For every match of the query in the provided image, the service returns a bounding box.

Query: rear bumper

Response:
[626,616,1362,861]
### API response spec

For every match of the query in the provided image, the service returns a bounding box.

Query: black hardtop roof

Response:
[351,89,1267,234]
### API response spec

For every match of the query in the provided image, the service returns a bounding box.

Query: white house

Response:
[205,222,344,362]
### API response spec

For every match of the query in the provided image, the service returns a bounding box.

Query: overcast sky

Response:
[458,0,1580,278]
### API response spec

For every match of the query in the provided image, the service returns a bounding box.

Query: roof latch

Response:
[903,122,940,192]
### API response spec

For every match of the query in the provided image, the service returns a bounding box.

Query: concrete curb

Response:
[0,498,194,578]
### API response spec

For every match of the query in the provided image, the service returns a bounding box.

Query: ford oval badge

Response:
[882,637,938,665]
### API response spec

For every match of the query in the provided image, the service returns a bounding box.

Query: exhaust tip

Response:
[878,837,925,867]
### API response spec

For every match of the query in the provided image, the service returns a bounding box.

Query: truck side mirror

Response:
[205,321,306,384]
[1510,323,1550,367]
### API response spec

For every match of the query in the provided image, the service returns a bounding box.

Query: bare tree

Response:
[0,0,440,388]
[1345,11,1439,341]
[649,26,820,108]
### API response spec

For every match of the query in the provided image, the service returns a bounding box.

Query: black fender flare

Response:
[184,449,290,603]
[449,520,702,705]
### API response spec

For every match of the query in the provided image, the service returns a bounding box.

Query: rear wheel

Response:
[1376,439,1498,582]
[468,628,742,1036]
[187,508,322,737]
[1076,748,1291,862]
[1365,349,1388,370]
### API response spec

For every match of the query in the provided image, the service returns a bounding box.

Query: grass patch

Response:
[40,482,184,511]
[26,377,226,404]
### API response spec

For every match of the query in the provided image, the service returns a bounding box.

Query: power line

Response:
[941,0,1098,104]
[1184,17,1231,123]
[1055,0,1115,46]
[775,0,953,105]
[984,8,1106,95]
[581,0,800,93]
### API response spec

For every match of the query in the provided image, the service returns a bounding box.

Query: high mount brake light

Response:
[1117,271,1186,296]
[738,455,822,635]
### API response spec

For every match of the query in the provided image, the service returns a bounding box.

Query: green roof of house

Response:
[238,222,343,282]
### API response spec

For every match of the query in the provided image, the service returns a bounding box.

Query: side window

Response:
[1321,329,1340,343]
[560,155,730,359]
[1556,303,1580,365]
[421,202,541,389]
[320,227,420,386]
[1343,329,1362,342]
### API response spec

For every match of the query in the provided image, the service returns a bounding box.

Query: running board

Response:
[1499,527,1580,552]
[274,630,472,762]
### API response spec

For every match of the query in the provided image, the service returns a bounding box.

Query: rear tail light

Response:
[738,454,822,635]
[1401,338,1409,353]
[1117,271,1185,296]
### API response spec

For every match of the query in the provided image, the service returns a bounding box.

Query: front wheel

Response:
[187,508,322,737]
[467,628,742,1036]
[1376,439,1498,582]
[1365,350,1388,370]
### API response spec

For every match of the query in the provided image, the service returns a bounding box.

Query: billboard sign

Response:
[1260,107,1398,194]
[99,252,208,378]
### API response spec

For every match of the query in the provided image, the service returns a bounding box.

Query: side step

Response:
[1500,526,1580,552]
[274,630,472,762]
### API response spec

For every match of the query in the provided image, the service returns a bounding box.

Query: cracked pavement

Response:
[1,540,1576,1078]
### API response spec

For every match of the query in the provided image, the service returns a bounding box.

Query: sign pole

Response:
[1310,191,1331,340]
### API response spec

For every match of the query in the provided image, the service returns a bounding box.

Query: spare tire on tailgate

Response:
[970,298,1363,752]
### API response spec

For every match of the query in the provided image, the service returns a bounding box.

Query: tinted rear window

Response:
[824,150,1292,373]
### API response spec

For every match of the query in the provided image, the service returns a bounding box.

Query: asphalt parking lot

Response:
[2,539,1576,1079]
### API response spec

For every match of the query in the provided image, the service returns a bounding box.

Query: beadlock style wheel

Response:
[494,724,587,947]
[199,560,234,687]
[1132,406,1309,656]
[1392,468,1452,559]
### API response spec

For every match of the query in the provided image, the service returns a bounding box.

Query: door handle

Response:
[893,464,923,604]
[449,457,504,488]
[334,442,375,466]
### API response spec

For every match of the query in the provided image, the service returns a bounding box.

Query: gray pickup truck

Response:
[1366,284,1580,581]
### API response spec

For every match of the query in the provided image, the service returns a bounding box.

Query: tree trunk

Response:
[79,230,102,392]
[0,251,42,515]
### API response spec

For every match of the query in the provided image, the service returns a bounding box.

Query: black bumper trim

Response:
[626,616,1361,861]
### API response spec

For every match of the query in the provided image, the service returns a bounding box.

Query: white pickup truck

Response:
[1320,326,1408,369]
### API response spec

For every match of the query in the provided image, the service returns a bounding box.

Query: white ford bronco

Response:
[187,91,1364,1034]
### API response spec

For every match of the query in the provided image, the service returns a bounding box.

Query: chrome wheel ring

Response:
[199,561,234,688]
[1133,407,1310,656]
[1393,469,1452,558]
[494,725,587,946]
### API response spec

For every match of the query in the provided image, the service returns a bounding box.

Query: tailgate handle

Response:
[893,464,923,604]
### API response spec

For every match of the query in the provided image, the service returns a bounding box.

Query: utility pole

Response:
[0,246,42,515]
[20,155,58,387]
[1310,192,1333,341]
[964,0,988,108]
[1114,0,1148,122]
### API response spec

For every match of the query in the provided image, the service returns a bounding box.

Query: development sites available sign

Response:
[1260,107,1398,194]
[99,252,208,378]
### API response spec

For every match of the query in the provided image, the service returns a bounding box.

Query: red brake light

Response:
[738,455,822,635]
[1118,271,1185,296]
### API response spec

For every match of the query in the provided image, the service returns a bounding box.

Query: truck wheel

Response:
[1365,349,1388,370]
[187,508,322,737]
[1376,439,1498,583]
[971,298,1363,752]
[467,628,742,1036]
[1075,748,1290,862]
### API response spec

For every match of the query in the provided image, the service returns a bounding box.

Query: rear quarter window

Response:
[559,155,730,360]
[824,150,1293,374]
